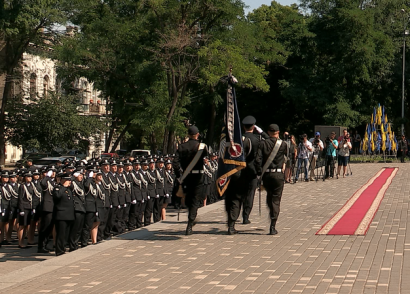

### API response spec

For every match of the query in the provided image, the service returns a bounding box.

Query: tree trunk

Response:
[207,101,217,149]
[105,121,116,153]
[167,130,175,154]
[110,120,132,153]
[0,72,11,166]
[151,131,157,154]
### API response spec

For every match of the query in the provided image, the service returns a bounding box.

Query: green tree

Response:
[7,92,106,152]
[0,0,71,164]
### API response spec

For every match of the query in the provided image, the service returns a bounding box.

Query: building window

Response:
[43,75,49,97]
[30,73,37,99]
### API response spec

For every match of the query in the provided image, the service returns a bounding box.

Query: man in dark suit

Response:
[240,116,269,224]
[53,173,75,256]
[255,124,287,235]
[173,126,208,235]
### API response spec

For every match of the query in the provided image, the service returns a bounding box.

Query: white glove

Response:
[110,205,113,208]
[254,125,263,134]
[47,170,53,177]
[20,211,25,216]
[96,212,99,216]
[73,172,80,177]
[33,209,36,214]
[131,200,137,204]
[166,194,169,198]
[156,195,159,198]
[118,205,121,209]
[124,204,127,207]
[147,196,150,200]
[142,199,145,203]
[89,171,94,178]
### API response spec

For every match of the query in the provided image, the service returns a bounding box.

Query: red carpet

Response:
[316,168,398,235]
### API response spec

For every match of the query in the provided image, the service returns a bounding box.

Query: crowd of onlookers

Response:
[283,129,354,183]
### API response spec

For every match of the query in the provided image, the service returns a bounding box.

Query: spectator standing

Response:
[325,132,338,179]
[336,136,352,178]
[398,135,407,163]
[295,134,312,182]
[308,132,324,181]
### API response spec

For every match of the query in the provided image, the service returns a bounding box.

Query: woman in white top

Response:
[337,134,352,178]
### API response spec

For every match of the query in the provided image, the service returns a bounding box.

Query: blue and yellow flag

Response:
[216,75,246,196]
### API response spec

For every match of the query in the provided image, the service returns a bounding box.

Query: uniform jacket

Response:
[41,176,57,212]
[18,183,34,211]
[53,184,75,221]
[255,137,288,176]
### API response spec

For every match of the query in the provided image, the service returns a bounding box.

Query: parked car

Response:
[64,149,87,160]
[15,153,50,168]
[100,153,119,159]
[115,149,128,157]
[130,149,151,158]
[32,157,67,169]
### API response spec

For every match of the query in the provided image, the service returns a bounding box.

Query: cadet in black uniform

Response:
[0,171,10,245]
[173,125,208,235]
[27,169,42,245]
[154,159,166,222]
[6,171,19,243]
[255,124,287,235]
[53,173,75,256]
[129,160,143,229]
[84,169,105,244]
[17,172,36,248]
[71,168,89,249]
[98,160,112,241]
[141,160,152,226]
[240,116,269,224]
[123,160,135,230]
[38,166,57,253]
[116,162,127,233]
[163,160,175,220]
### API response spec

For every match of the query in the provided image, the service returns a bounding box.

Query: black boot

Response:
[186,222,193,235]
[228,221,238,235]
[269,221,278,235]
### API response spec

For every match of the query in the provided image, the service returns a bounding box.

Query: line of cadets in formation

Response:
[0,153,219,255]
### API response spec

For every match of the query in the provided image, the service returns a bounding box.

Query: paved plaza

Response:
[0,163,409,293]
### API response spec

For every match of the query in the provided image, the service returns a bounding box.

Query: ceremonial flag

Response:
[373,108,377,125]
[382,105,385,124]
[386,133,391,151]
[216,75,246,196]
[368,124,372,152]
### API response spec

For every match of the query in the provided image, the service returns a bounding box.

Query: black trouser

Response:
[129,203,137,228]
[37,211,54,250]
[241,177,257,222]
[263,172,285,228]
[98,207,110,240]
[152,197,161,223]
[135,201,144,228]
[123,203,131,229]
[113,206,124,234]
[401,150,407,162]
[325,156,335,178]
[225,186,242,225]
[185,183,205,223]
[71,212,85,248]
[105,206,116,236]
[144,198,153,226]
[55,219,74,256]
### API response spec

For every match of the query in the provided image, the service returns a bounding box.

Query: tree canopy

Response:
[2,0,410,158]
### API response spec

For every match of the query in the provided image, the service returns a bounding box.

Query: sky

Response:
[244,0,298,12]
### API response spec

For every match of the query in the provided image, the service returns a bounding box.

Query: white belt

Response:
[266,169,282,173]
[191,170,204,174]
